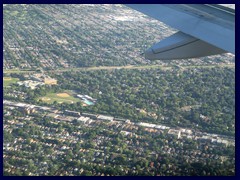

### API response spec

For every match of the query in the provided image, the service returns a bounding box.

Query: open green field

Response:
[38,92,81,104]
[3,77,19,87]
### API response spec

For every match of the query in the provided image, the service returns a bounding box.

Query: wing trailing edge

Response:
[145,31,226,60]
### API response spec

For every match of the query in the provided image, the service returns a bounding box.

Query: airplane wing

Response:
[126,4,235,60]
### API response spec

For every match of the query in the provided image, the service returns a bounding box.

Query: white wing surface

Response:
[126,4,235,60]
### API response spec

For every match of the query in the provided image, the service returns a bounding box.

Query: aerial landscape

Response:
[3,4,235,176]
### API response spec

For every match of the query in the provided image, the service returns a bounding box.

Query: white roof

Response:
[98,115,114,121]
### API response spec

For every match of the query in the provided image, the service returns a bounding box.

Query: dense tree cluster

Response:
[49,67,235,136]
[4,66,235,136]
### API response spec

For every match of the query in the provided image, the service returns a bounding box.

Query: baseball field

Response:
[39,92,80,104]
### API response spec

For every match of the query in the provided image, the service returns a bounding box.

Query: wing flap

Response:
[145,31,226,60]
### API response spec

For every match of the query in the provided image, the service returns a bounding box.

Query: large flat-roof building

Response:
[97,115,114,121]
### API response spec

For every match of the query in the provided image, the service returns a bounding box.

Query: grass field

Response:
[39,92,80,104]
[3,77,19,87]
